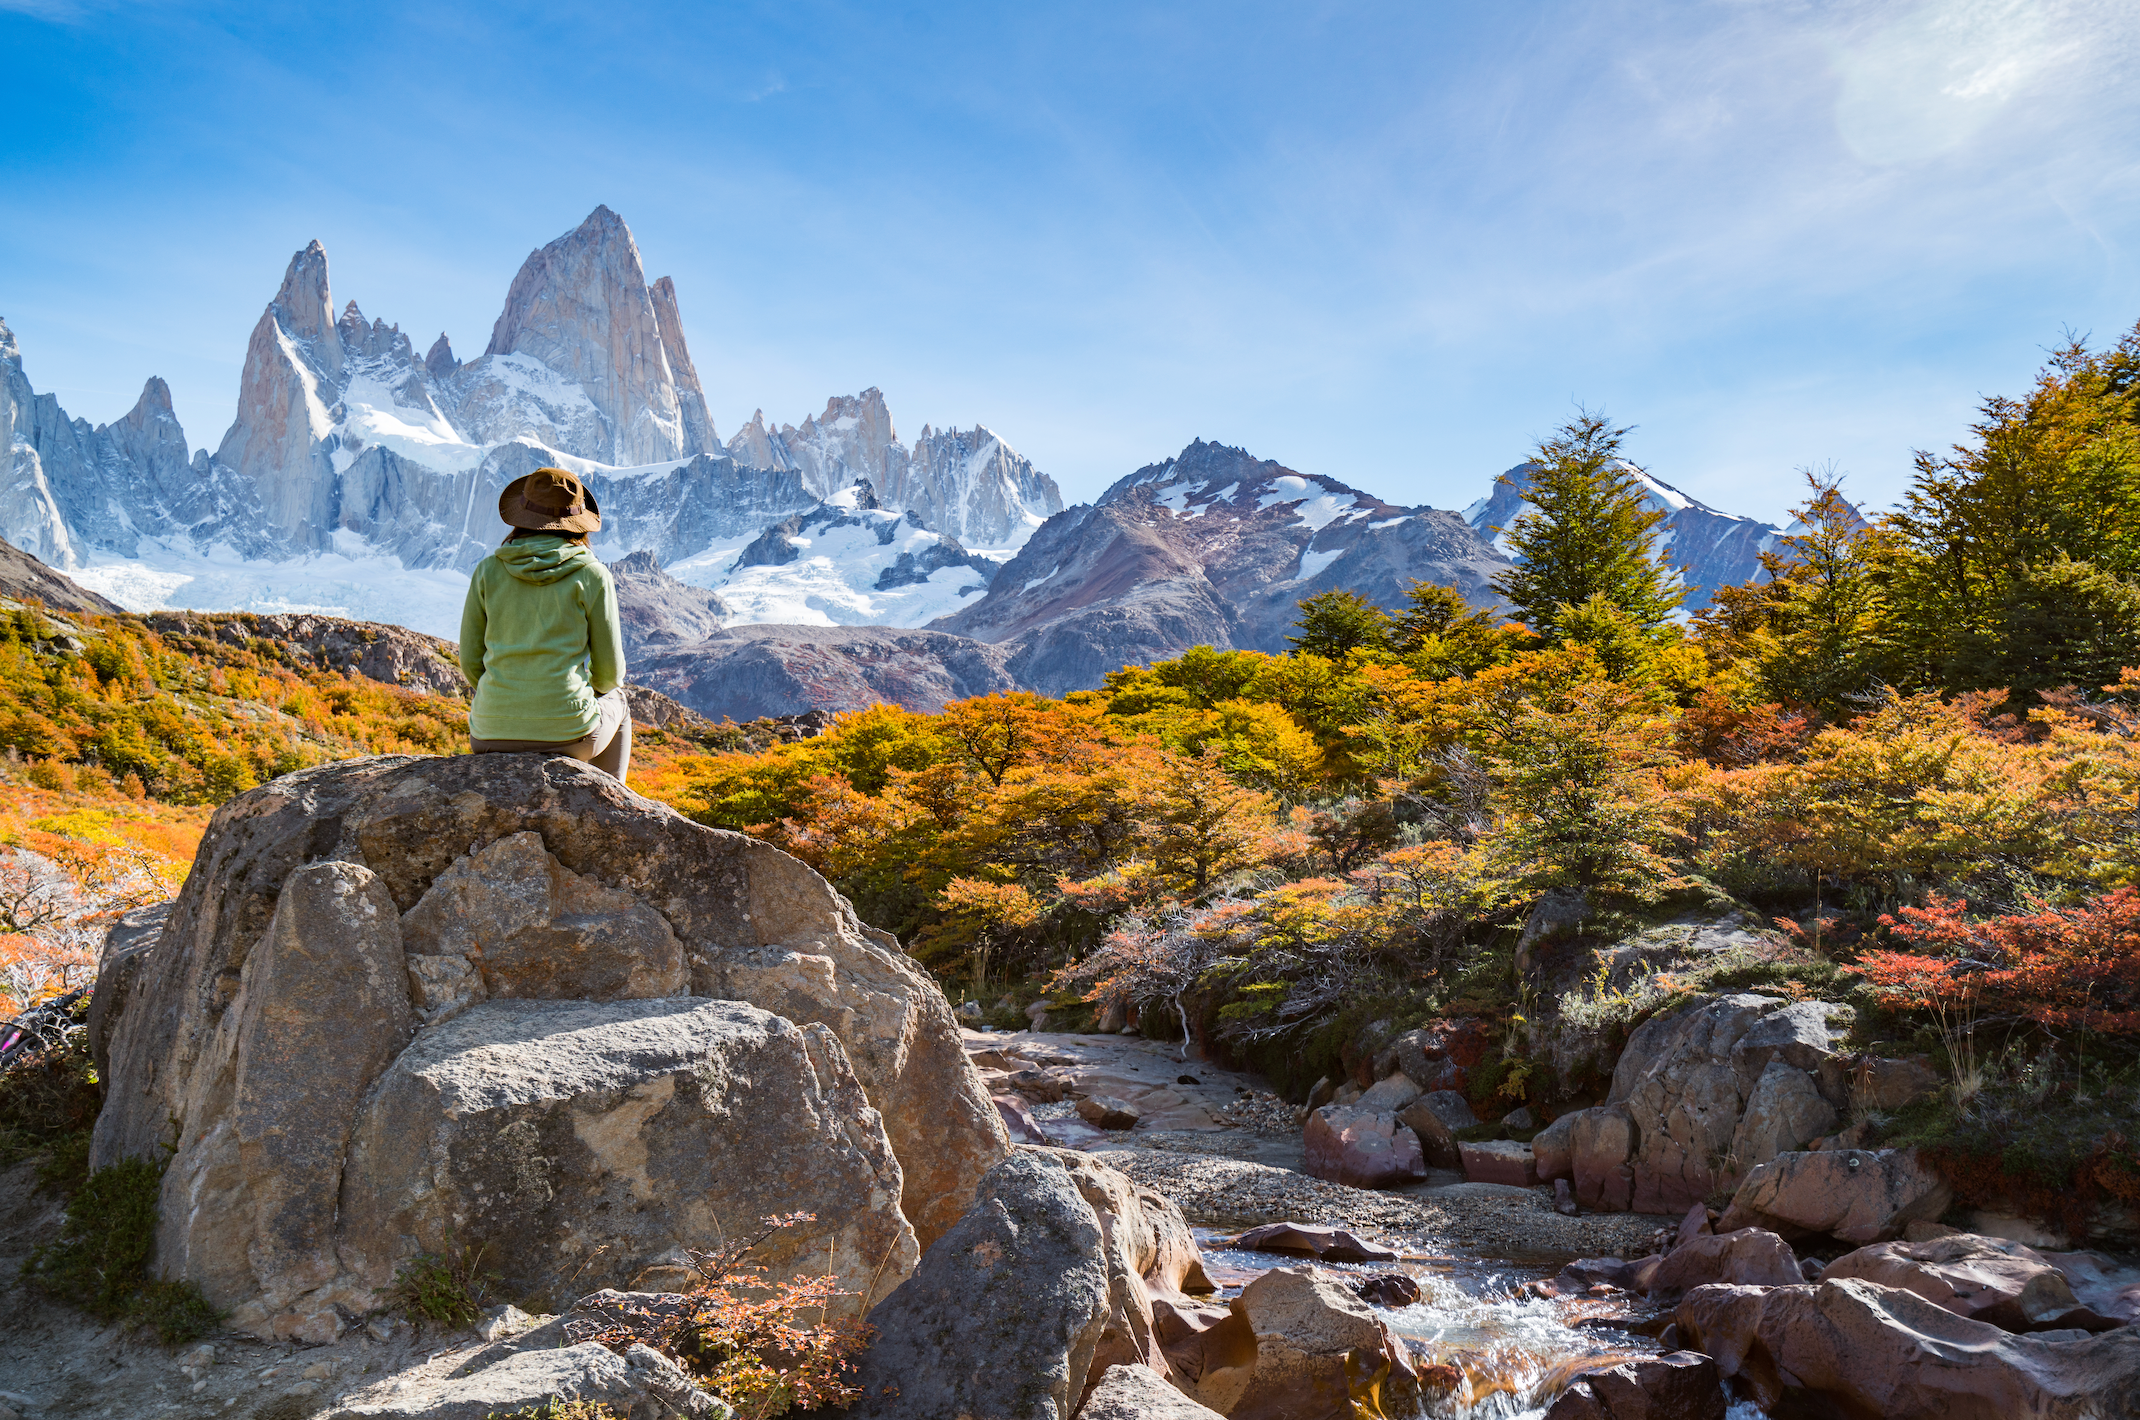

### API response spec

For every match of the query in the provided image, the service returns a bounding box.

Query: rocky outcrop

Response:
[842,1151,1113,1420]
[610,550,732,661]
[1397,1090,1477,1170]
[91,754,1007,1338]
[145,610,469,696]
[1718,1147,1952,1244]
[725,392,1062,548]
[1675,1277,2140,1418]
[1644,1228,1806,1298]
[631,622,1020,720]
[0,534,121,613]
[1559,993,1853,1214]
[479,205,713,467]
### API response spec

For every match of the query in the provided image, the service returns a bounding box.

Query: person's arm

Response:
[586,563,625,694]
[458,565,488,686]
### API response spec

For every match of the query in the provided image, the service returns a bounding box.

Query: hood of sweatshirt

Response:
[494,536,594,586]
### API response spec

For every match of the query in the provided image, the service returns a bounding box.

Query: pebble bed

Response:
[1100,1147,1665,1259]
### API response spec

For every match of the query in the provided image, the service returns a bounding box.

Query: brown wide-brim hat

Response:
[499,467,602,534]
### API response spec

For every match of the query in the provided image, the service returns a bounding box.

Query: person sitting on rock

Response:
[459,467,631,782]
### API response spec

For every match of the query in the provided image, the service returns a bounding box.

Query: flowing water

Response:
[1194,1231,1768,1420]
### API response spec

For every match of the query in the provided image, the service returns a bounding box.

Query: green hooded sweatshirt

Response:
[459,535,625,742]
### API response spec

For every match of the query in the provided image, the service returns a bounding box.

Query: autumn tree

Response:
[1491,411,1684,639]
[1130,746,1276,897]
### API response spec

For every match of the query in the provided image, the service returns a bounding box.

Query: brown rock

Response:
[1718,1148,1952,1244]
[1382,1019,1493,1096]
[155,861,414,1341]
[1078,1094,1143,1129]
[1540,1351,1725,1420]
[398,831,686,1001]
[1355,1071,1424,1113]
[1218,1222,1397,1264]
[1531,1109,1577,1182]
[1354,1273,1423,1307]
[1396,1089,1477,1171]
[995,1093,1052,1144]
[1675,1277,2140,1419]
[1460,1139,1542,1187]
[1567,1104,1636,1211]
[1674,1201,1714,1249]
[1821,1234,2118,1333]
[1303,1104,1427,1188]
[1215,1266,1416,1420]
[1645,1229,1805,1299]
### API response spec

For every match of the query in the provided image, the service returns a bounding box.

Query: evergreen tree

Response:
[1288,590,1393,660]
[1490,411,1684,639]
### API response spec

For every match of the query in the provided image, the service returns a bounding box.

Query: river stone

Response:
[1219,1223,1397,1264]
[337,996,916,1315]
[1565,1104,1636,1211]
[1820,1234,2115,1333]
[1460,1139,1541,1187]
[1356,1071,1424,1112]
[1645,1229,1805,1298]
[1540,1350,1725,1420]
[1675,1277,2140,1419]
[1078,1094,1142,1129]
[996,1093,1052,1143]
[1304,1104,1427,1188]
[843,1151,1112,1420]
[155,861,414,1341]
[398,830,686,1000]
[1727,1061,1837,1172]
[1079,1363,1225,1419]
[1719,1148,1952,1244]
[1396,1090,1476,1170]
[1214,1266,1417,1420]
[89,755,1008,1250]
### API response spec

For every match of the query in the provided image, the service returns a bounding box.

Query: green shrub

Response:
[388,1239,500,1327]
[23,1153,220,1343]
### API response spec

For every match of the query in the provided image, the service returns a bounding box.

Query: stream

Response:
[1195,1230,1766,1419]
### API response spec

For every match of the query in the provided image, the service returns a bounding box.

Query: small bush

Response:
[486,1401,622,1420]
[23,1153,220,1343]
[0,994,102,1178]
[388,1239,500,1327]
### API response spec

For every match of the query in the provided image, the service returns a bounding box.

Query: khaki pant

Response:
[470,689,632,784]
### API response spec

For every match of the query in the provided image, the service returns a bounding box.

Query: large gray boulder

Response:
[337,998,916,1317]
[842,1152,1113,1420]
[1080,1364,1225,1420]
[322,1332,722,1420]
[156,861,414,1340]
[92,754,1007,1252]
[1605,993,1848,1213]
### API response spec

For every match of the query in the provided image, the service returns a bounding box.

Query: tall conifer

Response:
[1490,411,1684,638]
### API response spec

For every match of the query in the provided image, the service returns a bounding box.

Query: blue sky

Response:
[4,0,2138,522]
